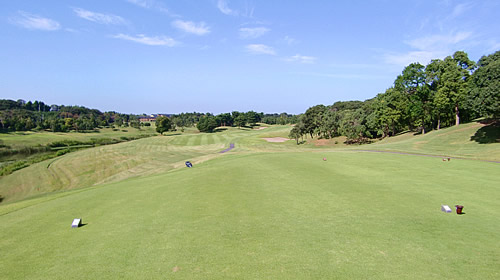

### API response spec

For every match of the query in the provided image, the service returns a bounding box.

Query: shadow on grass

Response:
[470,120,499,144]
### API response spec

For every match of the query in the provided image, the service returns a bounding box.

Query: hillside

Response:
[1,122,499,204]
[0,122,499,279]
[0,126,296,204]
[359,121,500,162]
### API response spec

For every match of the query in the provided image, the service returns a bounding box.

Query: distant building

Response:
[139,113,172,122]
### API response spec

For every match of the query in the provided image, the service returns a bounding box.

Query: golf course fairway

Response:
[1,148,499,279]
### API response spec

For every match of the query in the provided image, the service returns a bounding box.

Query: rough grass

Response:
[0,151,499,279]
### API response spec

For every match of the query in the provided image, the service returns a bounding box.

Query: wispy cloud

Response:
[383,51,439,67]
[245,44,275,55]
[285,54,317,64]
[300,72,390,80]
[449,2,474,20]
[239,27,269,39]
[113,34,178,46]
[172,20,210,35]
[217,0,238,16]
[73,8,126,25]
[383,31,473,66]
[405,32,472,51]
[127,0,177,17]
[127,0,152,9]
[9,11,60,31]
[283,35,298,45]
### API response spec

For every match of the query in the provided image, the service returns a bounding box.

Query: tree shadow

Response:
[214,128,227,132]
[470,120,499,144]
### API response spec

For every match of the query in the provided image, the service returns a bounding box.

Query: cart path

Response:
[220,143,235,153]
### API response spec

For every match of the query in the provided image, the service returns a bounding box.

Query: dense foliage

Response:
[0,99,140,132]
[292,50,500,144]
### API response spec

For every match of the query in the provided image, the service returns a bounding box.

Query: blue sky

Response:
[1,0,499,114]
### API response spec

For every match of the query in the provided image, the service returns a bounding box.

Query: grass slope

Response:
[0,126,295,203]
[362,121,500,161]
[1,151,499,279]
[0,127,157,149]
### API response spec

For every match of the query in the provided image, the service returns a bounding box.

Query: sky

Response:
[1,0,499,115]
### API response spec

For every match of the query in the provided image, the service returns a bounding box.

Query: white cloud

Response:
[10,11,60,31]
[285,54,317,64]
[284,35,298,45]
[217,0,238,16]
[172,20,210,35]
[406,32,472,51]
[73,8,126,25]
[113,34,178,46]
[383,31,473,67]
[302,72,390,80]
[449,2,474,20]
[127,0,152,9]
[239,27,269,39]
[245,44,275,55]
[383,51,439,67]
[127,0,176,17]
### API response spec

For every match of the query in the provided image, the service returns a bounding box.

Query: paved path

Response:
[220,143,235,153]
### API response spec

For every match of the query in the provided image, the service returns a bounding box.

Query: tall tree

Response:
[155,116,172,135]
[395,63,430,134]
[440,51,476,126]
[233,114,247,128]
[470,50,500,119]
[246,111,259,126]
[288,126,302,145]
[302,105,326,138]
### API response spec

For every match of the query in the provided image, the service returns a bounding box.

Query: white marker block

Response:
[71,218,82,228]
[441,205,452,213]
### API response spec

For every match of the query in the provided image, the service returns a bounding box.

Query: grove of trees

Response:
[0,99,142,132]
[290,50,500,144]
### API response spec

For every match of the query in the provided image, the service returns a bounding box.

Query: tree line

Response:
[289,50,500,144]
[0,99,299,134]
[0,99,151,132]
[157,111,298,134]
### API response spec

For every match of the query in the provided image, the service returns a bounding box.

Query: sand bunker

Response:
[262,137,289,142]
[254,127,268,130]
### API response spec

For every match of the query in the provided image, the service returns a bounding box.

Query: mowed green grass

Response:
[0,126,295,203]
[362,121,500,161]
[0,127,157,149]
[1,151,499,279]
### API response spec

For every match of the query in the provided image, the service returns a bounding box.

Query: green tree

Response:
[288,126,302,144]
[156,116,172,135]
[246,111,259,126]
[234,114,247,128]
[395,63,430,134]
[302,105,326,138]
[197,116,218,132]
[439,51,476,126]
[470,50,500,119]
